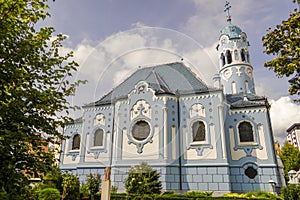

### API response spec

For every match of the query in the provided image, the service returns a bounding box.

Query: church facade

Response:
[60,6,285,194]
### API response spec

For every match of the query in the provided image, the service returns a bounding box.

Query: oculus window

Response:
[94,129,104,146]
[192,121,206,142]
[132,120,150,141]
[72,134,80,150]
[238,121,254,142]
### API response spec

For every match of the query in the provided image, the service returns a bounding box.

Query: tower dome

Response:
[220,22,242,40]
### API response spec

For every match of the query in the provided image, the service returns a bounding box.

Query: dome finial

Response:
[224,1,232,23]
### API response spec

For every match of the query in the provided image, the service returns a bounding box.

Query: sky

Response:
[44,0,300,143]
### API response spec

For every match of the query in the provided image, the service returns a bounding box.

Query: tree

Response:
[0,0,84,198]
[262,0,300,99]
[125,162,162,198]
[61,173,80,200]
[86,173,101,200]
[279,142,300,179]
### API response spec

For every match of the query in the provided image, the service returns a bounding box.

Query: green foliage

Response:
[38,187,61,200]
[0,0,84,197]
[279,142,300,180]
[262,1,300,99]
[223,191,282,199]
[125,162,162,197]
[80,183,90,198]
[41,168,63,192]
[61,173,80,200]
[111,185,118,193]
[86,173,101,199]
[185,190,213,197]
[281,184,300,200]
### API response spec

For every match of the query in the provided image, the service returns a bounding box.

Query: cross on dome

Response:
[224,1,232,22]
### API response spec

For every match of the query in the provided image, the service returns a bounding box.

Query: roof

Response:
[220,21,242,40]
[226,93,267,109]
[287,123,300,132]
[88,62,210,106]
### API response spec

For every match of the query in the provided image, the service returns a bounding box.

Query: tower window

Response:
[221,53,225,67]
[231,81,237,94]
[246,52,250,62]
[234,50,239,60]
[241,49,246,62]
[226,50,232,64]
[72,134,80,150]
[94,129,104,146]
[192,121,206,142]
[238,121,254,142]
[245,81,249,93]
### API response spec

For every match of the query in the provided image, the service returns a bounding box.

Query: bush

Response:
[111,185,118,193]
[281,184,300,200]
[185,190,213,197]
[125,162,162,197]
[39,188,61,200]
[40,168,63,192]
[61,173,80,200]
[86,173,101,198]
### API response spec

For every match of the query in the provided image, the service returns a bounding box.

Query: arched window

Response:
[238,121,254,142]
[221,53,225,67]
[94,129,104,146]
[245,81,249,93]
[234,50,239,60]
[246,52,250,62]
[226,50,232,64]
[72,134,80,150]
[241,49,246,62]
[232,81,237,94]
[192,121,206,142]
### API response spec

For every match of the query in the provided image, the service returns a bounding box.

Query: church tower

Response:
[217,1,255,95]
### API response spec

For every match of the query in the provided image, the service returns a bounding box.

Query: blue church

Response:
[60,3,285,194]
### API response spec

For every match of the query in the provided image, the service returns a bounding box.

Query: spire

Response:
[224,1,231,23]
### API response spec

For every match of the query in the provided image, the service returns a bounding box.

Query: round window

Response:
[132,120,150,141]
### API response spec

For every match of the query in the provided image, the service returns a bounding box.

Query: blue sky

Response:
[45,0,300,142]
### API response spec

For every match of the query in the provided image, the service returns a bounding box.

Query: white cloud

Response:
[269,96,300,141]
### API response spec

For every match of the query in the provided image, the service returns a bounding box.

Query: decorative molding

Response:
[131,100,151,120]
[229,108,267,115]
[190,103,206,118]
[84,106,113,112]
[94,113,105,126]
[67,150,80,161]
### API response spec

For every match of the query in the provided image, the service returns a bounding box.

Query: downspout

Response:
[109,99,116,167]
[176,91,182,191]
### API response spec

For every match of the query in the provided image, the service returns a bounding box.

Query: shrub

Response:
[185,190,213,197]
[40,168,63,192]
[61,173,80,200]
[111,185,118,193]
[281,184,300,200]
[38,188,61,200]
[86,173,101,199]
[125,162,162,197]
